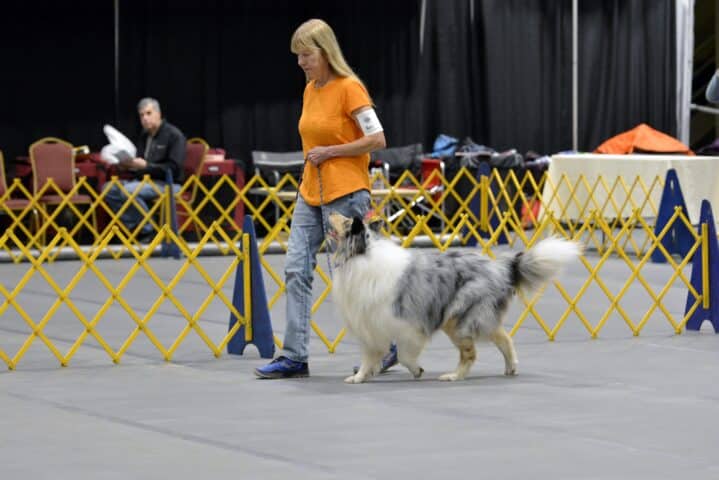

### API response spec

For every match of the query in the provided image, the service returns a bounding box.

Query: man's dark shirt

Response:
[135,120,186,182]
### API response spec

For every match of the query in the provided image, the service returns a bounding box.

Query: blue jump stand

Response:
[684,200,719,332]
[227,215,275,358]
[467,162,508,247]
[651,169,692,263]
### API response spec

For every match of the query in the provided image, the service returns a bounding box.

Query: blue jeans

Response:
[104,179,180,235]
[282,189,371,363]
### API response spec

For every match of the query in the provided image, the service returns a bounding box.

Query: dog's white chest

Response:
[332,241,410,333]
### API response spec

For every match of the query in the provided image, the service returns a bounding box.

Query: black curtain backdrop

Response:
[477,1,574,153]
[0,0,676,177]
[578,0,676,149]
[0,1,115,165]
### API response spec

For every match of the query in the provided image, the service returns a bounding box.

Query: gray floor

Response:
[1,246,718,479]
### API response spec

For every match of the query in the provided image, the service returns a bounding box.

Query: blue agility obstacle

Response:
[467,162,509,246]
[651,169,693,263]
[227,215,275,358]
[684,200,719,333]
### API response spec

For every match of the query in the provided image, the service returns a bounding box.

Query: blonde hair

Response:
[290,18,370,97]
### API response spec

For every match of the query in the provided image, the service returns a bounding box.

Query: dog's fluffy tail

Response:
[510,237,582,294]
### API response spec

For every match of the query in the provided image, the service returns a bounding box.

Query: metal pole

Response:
[691,103,719,115]
[572,0,578,151]
[420,0,426,55]
[114,0,120,126]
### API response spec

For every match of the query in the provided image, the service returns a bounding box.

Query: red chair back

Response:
[180,138,210,209]
[29,137,76,194]
[185,138,209,180]
[421,158,443,189]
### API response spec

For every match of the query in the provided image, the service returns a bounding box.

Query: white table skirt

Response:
[541,154,719,224]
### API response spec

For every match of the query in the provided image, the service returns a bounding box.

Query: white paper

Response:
[100,124,137,164]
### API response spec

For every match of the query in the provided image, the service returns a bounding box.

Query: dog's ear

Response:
[351,216,364,235]
[328,211,350,236]
[367,216,383,233]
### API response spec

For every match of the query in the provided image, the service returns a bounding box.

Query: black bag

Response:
[489,149,524,169]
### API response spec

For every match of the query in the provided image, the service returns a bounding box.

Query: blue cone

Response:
[468,162,508,246]
[685,200,719,332]
[651,169,692,263]
[227,215,275,357]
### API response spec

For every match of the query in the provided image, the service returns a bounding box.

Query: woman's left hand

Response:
[307,146,334,166]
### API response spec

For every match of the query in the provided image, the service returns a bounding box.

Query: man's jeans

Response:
[282,190,370,363]
[104,179,180,235]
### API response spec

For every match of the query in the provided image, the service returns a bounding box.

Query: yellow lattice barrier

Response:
[1,168,714,367]
[0,178,41,253]
[175,174,244,245]
[0,166,551,254]
[0,223,253,369]
[255,170,711,348]
[0,166,673,250]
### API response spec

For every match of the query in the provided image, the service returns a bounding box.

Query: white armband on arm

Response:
[356,108,384,136]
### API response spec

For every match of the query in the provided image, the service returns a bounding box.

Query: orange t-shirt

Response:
[298,76,372,206]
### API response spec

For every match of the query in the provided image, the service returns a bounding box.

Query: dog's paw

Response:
[505,362,518,376]
[438,372,461,382]
[344,374,366,384]
[412,367,424,380]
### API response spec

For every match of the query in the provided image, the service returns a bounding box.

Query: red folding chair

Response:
[29,137,97,244]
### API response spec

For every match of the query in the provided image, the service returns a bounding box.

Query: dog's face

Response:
[327,212,382,263]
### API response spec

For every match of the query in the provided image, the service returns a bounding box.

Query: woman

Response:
[255,19,392,378]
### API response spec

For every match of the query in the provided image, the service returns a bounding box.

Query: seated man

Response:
[103,97,186,243]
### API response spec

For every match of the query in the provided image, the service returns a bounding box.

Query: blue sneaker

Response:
[255,356,309,379]
[353,343,398,374]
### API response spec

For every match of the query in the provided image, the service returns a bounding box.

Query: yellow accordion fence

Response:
[0,166,716,368]
[0,224,255,370]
